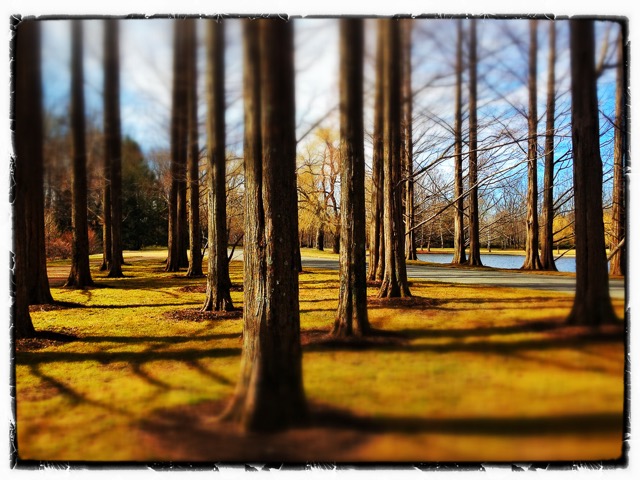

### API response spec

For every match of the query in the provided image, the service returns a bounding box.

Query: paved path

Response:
[298,257,625,300]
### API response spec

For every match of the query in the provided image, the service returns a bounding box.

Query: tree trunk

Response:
[100,166,112,271]
[166,21,188,272]
[452,19,467,265]
[522,20,543,270]
[65,21,94,288]
[540,21,558,272]
[316,224,325,251]
[202,20,234,312]
[14,19,40,337]
[104,19,124,278]
[332,229,340,254]
[222,19,307,431]
[467,19,483,267]
[566,19,616,326]
[610,31,625,276]
[333,18,370,337]
[379,19,411,298]
[368,21,385,282]
[402,20,417,261]
[185,19,203,277]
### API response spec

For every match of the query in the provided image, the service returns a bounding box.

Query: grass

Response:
[15,249,626,463]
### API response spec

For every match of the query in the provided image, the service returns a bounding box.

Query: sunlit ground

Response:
[15,249,625,462]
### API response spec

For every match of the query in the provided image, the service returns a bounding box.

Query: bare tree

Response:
[333,18,370,337]
[104,19,124,278]
[185,19,203,277]
[202,20,234,311]
[221,19,307,431]
[402,20,417,261]
[609,30,625,276]
[451,19,467,265]
[379,19,411,298]
[467,19,482,266]
[521,20,543,270]
[65,20,94,288]
[368,21,385,282]
[566,19,616,326]
[13,19,40,337]
[540,21,558,271]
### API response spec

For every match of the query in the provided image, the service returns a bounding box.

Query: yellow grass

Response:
[15,249,625,463]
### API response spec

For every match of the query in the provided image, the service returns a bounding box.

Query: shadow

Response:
[395,320,563,340]
[84,302,202,309]
[185,360,234,386]
[310,403,623,436]
[59,332,241,344]
[302,327,623,355]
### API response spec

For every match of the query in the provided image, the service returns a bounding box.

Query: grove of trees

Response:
[12,16,627,433]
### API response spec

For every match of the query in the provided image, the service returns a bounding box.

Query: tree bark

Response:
[610,30,625,276]
[104,19,124,278]
[452,19,467,265]
[522,20,543,270]
[65,21,94,288]
[467,19,482,267]
[315,224,325,251]
[379,19,411,298]
[185,19,203,277]
[368,21,385,282]
[14,19,40,337]
[333,18,370,337]
[100,161,112,271]
[222,19,307,431]
[202,20,234,312]
[540,21,558,271]
[566,19,616,326]
[402,20,417,261]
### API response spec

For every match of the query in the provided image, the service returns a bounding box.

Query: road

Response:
[297,256,626,300]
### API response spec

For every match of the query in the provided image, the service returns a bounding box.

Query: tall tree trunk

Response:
[402,20,417,261]
[104,19,124,278]
[379,19,411,298]
[65,20,94,288]
[368,21,385,282]
[333,18,370,337]
[202,20,234,312]
[566,19,616,326]
[452,19,467,265]
[610,31,625,276]
[14,19,40,337]
[467,19,482,267]
[540,21,558,271]
[332,228,340,254]
[21,20,53,305]
[166,21,187,272]
[522,20,543,270]
[222,19,307,431]
[185,19,203,277]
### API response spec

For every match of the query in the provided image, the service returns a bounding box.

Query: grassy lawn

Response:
[15,249,625,462]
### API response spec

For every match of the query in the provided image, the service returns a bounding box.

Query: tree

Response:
[540,21,558,271]
[379,19,411,298]
[566,19,616,326]
[104,19,124,278]
[65,20,94,288]
[185,19,203,277]
[402,20,417,261]
[166,21,189,272]
[451,19,467,265]
[202,20,234,312]
[333,18,370,337]
[13,18,40,338]
[521,20,543,270]
[467,19,482,267]
[609,30,625,276]
[367,21,385,282]
[221,19,307,431]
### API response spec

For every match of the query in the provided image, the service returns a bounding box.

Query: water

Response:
[417,252,577,273]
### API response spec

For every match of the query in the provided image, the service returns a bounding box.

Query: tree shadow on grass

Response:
[135,399,623,462]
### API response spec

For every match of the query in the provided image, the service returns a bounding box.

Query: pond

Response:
[416,252,577,273]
